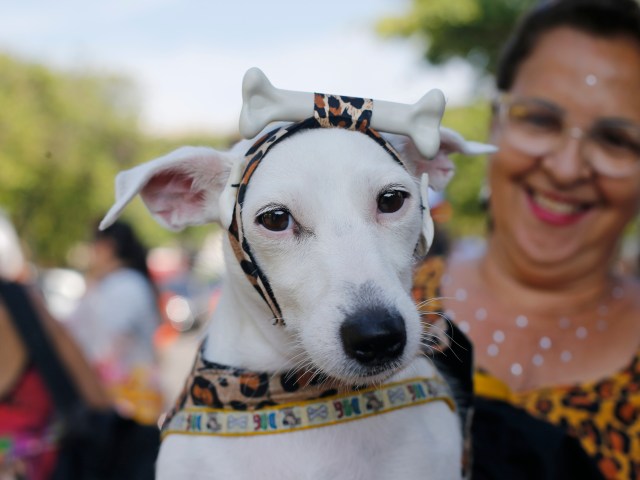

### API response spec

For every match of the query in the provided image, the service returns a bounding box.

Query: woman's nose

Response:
[540,131,593,184]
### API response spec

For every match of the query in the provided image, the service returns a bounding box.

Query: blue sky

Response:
[0,0,476,135]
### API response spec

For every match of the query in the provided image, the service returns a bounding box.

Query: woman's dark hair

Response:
[94,220,153,284]
[496,0,640,91]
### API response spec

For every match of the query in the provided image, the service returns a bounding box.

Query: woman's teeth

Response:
[532,192,581,215]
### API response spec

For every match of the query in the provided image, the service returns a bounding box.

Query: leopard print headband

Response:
[227,94,407,323]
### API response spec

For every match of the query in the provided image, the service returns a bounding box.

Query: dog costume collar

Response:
[228,94,408,323]
[160,342,455,439]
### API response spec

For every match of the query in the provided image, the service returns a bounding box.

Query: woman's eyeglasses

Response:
[495,94,640,178]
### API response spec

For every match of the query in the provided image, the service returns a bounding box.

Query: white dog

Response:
[101,69,493,480]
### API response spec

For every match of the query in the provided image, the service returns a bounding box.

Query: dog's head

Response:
[237,126,425,382]
[101,69,494,385]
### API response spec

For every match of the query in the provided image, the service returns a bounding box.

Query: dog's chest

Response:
[156,358,462,480]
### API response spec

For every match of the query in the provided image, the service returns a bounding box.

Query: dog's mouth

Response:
[340,360,409,387]
[361,364,398,377]
[338,343,408,384]
[307,361,405,388]
[307,350,408,387]
[292,349,407,388]
[352,360,406,381]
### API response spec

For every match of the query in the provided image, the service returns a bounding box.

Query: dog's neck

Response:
[202,238,298,372]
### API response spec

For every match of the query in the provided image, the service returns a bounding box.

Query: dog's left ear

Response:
[100,146,241,232]
[384,128,497,191]
[385,128,496,256]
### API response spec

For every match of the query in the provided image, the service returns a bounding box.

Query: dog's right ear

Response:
[384,128,497,191]
[100,146,243,232]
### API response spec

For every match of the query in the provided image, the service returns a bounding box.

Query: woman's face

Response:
[488,27,640,281]
[88,236,117,277]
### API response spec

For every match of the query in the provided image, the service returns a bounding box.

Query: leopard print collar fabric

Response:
[160,341,455,438]
[228,94,407,323]
[166,341,347,415]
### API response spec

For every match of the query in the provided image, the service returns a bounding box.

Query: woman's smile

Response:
[525,187,594,226]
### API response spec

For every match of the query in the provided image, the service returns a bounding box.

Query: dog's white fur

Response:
[103,125,490,479]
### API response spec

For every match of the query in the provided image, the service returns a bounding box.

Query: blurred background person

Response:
[0,210,28,283]
[0,210,110,479]
[65,220,164,425]
[413,0,640,478]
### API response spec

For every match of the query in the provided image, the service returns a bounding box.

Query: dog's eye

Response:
[257,209,292,231]
[377,190,408,214]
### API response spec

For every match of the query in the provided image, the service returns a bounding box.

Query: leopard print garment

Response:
[413,255,640,480]
[511,368,640,478]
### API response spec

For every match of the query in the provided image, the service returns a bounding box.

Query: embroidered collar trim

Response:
[161,376,454,438]
[228,94,406,323]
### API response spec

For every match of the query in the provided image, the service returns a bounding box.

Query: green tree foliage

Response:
[377,0,535,75]
[0,54,227,266]
[377,0,538,236]
[441,102,492,237]
[0,54,144,264]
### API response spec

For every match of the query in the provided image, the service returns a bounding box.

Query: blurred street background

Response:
[2,0,639,409]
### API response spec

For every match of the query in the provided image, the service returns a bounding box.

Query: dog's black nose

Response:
[340,307,406,366]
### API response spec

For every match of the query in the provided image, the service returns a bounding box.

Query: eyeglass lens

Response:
[500,97,640,178]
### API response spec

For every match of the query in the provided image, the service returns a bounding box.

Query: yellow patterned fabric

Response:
[413,256,640,480]
[108,366,164,426]
[483,369,640,479]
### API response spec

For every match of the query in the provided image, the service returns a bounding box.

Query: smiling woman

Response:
[410,0,640,478]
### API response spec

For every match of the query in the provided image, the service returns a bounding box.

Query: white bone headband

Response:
[239,67,446,159]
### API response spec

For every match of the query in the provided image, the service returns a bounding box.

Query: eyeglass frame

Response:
[492,93,640,179]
